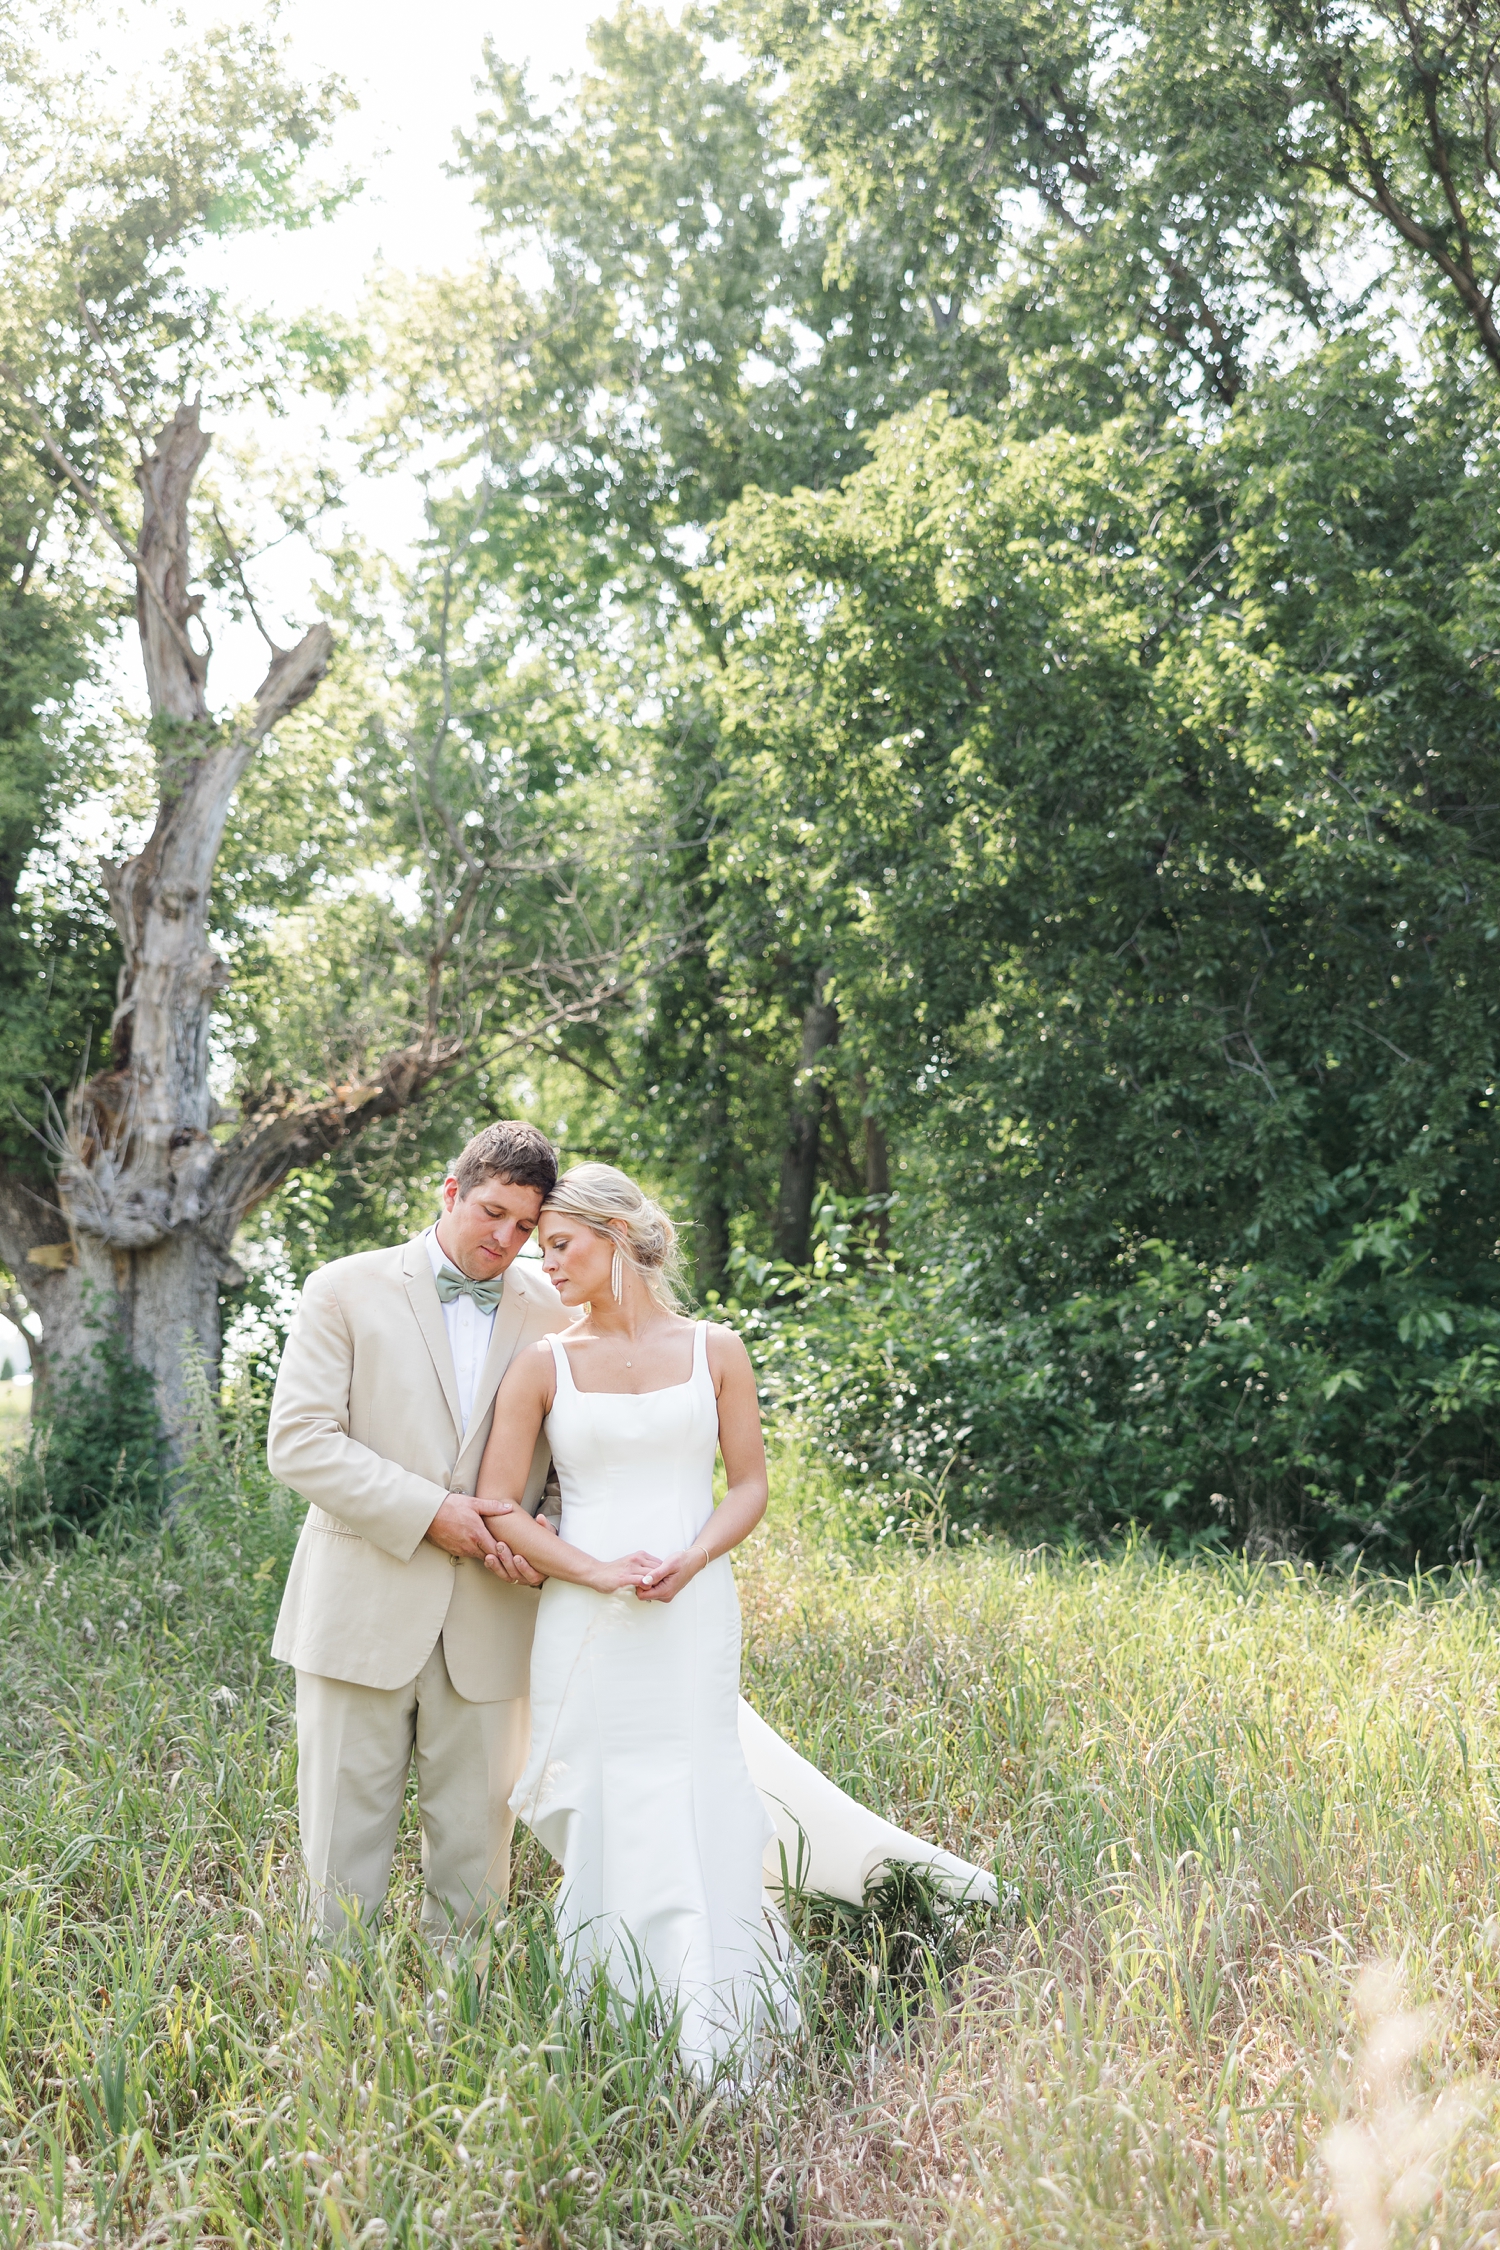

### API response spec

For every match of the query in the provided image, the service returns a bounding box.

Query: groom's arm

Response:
[267,1268,465,1564]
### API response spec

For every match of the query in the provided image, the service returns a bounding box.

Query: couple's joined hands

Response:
[425,1493,708,1600]
[486,1500,710,1602]
[422,1494,563,1587]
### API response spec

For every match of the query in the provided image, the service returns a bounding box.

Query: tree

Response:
[727,0,1500,411]
[725,0,1322,413]
[707,349,1500,1299]
[1257,0,1500,380]
[340,0,1500,1311]
[0,19,355,1435]
[699,348,1500,1551]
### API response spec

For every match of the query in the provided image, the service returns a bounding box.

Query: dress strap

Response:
[546,1332,576,1393]
[692,1320,708,1379]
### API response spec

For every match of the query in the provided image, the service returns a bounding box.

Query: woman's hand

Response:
[635,1545,709,1604]
[589,1550,664,1594]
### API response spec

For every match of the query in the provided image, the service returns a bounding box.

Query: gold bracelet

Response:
[695,1542,711,1569]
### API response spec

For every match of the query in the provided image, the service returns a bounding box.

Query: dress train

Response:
[738,1700,999,1908]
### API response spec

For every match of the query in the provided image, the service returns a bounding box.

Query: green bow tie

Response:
[434,1266,504,1314]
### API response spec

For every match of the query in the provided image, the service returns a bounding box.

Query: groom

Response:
[267,1120,568,1940]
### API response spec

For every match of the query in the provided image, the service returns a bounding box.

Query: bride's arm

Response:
[476,1346,662,1593]
[636,1327,768,1604]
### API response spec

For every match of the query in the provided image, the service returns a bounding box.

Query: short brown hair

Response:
[449,1122,558,1200]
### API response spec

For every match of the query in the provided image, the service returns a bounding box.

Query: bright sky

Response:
[185,0,625,314]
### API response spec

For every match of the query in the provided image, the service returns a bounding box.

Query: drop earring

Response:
[610,1244,624,1300]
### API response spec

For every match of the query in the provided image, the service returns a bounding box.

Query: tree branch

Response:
[212,1032,470,1223]
[1309,36,1500,377]
[246,622,334,742]
[212,505,286,661]
[521,1037,622,1095]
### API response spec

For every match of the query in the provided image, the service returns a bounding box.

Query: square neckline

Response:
[548,1320,707,1399]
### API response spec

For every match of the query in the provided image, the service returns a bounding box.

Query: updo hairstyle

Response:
[541,1162,686,1310]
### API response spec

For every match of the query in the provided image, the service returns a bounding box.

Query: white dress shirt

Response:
[425,1226,499,1434]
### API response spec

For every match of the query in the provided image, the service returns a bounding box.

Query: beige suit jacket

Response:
[267,1235,569,1699]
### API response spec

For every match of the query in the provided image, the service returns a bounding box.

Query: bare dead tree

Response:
[0,392,471,1445]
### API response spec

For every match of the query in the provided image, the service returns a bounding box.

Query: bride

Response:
[474,1162,995,2075]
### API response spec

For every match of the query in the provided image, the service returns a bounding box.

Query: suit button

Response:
[451,1553,461,1567]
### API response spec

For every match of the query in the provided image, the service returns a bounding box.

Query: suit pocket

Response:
[307,1510,361,1541]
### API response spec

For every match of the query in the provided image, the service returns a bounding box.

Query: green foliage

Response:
[3,1321,167,1550]
[728,0,1307,412]
[0,6,352,430]
[10,0,1500,1574]
[283,17,1500,1567]
[455,4,980,572]
[0,600,112,1182]
[297,3,986,1285]
[710,355,1500,1280]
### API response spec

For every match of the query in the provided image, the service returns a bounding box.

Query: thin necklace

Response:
[616,1315,667,1371]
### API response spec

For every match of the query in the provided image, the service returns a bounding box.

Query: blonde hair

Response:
[541,1162,686,1310]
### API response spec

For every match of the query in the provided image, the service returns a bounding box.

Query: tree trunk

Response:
[53,1231,227,1439]
[864,1116,890,1199]
[697,1038,732,1300]
[857,1067,892,1252]
[773,970,839,1266]
[134,402,211,725]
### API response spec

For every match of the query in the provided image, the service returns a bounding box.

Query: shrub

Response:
[2,1324,167,1551]
[729,1196,1500,1567]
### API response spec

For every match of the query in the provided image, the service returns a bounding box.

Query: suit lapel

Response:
[451,1271,530,1487]
[400,1235,464,1446]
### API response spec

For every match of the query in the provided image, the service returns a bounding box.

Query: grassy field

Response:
[4,1424,1500,2246]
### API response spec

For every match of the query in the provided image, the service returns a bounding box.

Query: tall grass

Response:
[0,1382,29,1459]
[2,1421,1500,2243]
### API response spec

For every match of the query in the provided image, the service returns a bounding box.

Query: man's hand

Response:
[481,1499,551,1588]
[424,1493,502,1562]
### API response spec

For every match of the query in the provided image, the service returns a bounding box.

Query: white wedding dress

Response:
[510,1322,996,2076]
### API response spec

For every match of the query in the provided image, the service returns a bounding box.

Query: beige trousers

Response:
[295,1638,529,1939]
